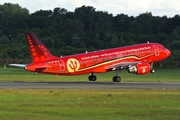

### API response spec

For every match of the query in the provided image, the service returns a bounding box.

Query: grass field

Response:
[0,67,180,120]
[0,66,180,82]
[0,90,180,120]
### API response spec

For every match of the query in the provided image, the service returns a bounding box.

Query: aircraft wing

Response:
[9,64,27,68]
[106,62,140,70]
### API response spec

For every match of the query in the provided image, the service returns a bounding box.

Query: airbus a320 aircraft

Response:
[10,32,170,82]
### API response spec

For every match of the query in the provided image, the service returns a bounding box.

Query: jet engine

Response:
[128,63,151,75]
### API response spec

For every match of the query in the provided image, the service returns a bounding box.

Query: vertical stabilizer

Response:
[25,32,55,63]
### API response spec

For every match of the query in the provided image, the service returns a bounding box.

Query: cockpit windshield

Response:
[162,46,166,50]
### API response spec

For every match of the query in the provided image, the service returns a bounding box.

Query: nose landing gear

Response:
[150,63,155,73]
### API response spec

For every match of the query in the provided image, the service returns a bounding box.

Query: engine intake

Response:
[128,63,151,75]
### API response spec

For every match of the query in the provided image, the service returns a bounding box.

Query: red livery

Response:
[10,32,170,82]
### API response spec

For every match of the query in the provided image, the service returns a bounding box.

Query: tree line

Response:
[0,3,180,64]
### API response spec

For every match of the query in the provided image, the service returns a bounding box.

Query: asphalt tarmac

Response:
[0,82,179,90]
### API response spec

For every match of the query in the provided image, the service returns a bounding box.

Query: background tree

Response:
[0,3,29,40]
[0,3,179,64]
[128,12,153,35]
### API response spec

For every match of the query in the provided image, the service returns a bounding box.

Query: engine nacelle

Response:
[128,63,151,75]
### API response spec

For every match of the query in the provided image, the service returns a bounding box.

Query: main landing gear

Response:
[112,69,121,82]
[88,70,121,83]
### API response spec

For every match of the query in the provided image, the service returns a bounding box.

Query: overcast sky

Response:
[1,0,180,17]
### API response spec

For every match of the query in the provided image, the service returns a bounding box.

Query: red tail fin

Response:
[25,32,55,63]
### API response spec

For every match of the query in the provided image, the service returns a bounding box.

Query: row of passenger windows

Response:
[79,49,154,64]
[57,50,155,66]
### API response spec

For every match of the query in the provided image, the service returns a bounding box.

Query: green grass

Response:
[0,67,180,120]
[0,90,179,120]
[0,67,180,82]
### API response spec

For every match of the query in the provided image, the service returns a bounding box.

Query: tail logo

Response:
[67,58,80,73]
[27,35,49,62]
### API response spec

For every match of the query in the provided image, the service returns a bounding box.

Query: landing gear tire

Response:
[113,76,121,82]
[88,74,97,81]
[150,69,155,73]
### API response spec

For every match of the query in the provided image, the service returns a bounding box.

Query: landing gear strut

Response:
[88,73,97,81]
[112,69,121,82]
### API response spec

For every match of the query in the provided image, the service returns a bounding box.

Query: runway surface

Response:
[0,82,180,90]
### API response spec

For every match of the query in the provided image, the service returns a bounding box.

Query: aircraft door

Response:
[153,45,159,56]
[58,60,65,72]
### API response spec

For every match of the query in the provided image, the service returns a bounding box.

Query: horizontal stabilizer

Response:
[9,64,27,68]
[34,66,53,69]
[25,65,53,72]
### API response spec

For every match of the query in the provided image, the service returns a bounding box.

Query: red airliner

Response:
[10,32,170,82]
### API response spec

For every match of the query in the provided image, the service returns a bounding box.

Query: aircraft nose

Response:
[165,49,171,57]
